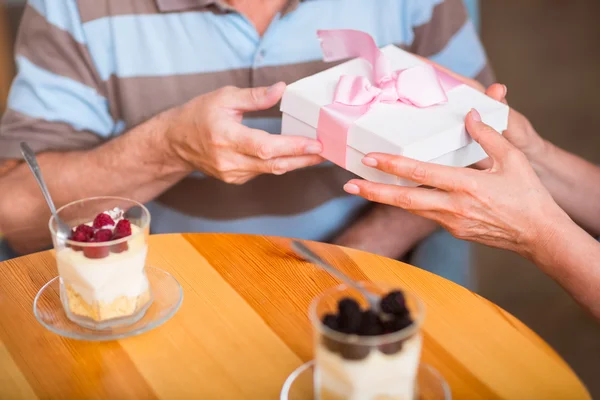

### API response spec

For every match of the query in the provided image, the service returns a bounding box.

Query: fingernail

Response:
[470,108,482,122]
[305,144,322,154]
[362,157,377,167]
[343,183,360,194]
[267,82,282,94]
[502,84,508,97]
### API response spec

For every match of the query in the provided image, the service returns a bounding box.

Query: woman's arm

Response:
[344,110,600,320]
[532,141,600,235]
[530,216,600,319]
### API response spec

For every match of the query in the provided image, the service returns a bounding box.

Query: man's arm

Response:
[0,112,186,254]
[333,0,493,259]
[532,141,600,236]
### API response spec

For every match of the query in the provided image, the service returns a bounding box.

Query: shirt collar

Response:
[156,0,303,14]
[155,0,218,12]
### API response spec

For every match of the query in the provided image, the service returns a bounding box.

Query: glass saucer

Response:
[33,266,183,341]
[281,361,451,400]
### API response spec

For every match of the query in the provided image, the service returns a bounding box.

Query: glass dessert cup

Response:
[49,196,152,330]
[310,282,426,400]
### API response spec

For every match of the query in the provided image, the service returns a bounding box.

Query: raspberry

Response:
[94,229,113,242]
[111,241,129,254]
[113,219,132,239]
[71,230,88,242]
[83,245,110,259]
[74,224,94,240]
[93,213,115,229]
[69,230,88,251]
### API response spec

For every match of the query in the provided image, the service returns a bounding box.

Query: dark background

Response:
[478,1,600,397]
[1,0,599,397]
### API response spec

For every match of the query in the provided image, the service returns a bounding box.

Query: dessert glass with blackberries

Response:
[49,197,152,330]
[310,282,425,400]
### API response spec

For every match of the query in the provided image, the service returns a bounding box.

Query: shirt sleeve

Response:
[407,0,495,86]
[0,0,115,160]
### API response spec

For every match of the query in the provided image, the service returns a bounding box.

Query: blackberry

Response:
[379,340,404,355]
[340,343,371,361]
[380,290,407,315]
[358,310,383,336]
[338,298,361,333]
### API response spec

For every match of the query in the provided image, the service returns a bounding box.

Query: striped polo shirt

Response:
[0,0,493,241]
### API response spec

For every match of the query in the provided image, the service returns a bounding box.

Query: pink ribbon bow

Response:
[316,29,462,167]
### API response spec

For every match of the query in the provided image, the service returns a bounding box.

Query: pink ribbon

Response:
[316,29,462,167]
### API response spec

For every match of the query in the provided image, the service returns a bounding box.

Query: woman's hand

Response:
[419,58,547,168]
[475,84,546,170]
[343,109,571,258]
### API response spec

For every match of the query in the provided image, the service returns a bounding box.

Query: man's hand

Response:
[165,82,324,184]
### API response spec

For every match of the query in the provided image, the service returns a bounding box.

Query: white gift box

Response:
[280,45,509,185]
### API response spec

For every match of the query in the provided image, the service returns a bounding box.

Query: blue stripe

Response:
[28,0,86,44]
[429,21,486,78]
[83,12,259,80]
[261,0,410,67]
[82,0,412,80]
[8,56,114,136]
[409,0,445,26]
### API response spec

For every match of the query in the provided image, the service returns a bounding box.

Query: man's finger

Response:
[361,153,476,192]
[255,155,325,175]
[222,82,286,112]
[237,128,323,159]
[466,109,517,163]
[343,179,451,211]
[485,83,508,104]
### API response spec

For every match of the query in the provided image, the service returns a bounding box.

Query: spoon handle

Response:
[292,241,362,291]
[20,142,59,216]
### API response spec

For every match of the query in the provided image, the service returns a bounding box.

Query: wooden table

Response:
[0,234,590,399]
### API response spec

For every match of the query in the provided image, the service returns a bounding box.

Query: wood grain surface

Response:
[0,233,591,399]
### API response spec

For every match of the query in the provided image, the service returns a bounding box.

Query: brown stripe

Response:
[111,58,339,128]
[16,5,106,98]
[183,234,371,361]
[77,0,228,23]
[474,62,495,87]
[409,0,469,57]
[156,165,358,219]
[0,110,103,160]
[77,0,159,23]
[0,253,158,399]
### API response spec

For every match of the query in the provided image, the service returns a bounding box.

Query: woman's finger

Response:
[343,179,451,212]
[361,153,476,192]
[466,109,518,163]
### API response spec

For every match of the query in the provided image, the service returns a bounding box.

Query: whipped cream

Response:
[316,334,422,400]
[57,223,148,304]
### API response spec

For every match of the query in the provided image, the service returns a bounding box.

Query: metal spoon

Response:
[291,240,381,313]
[20,142,72,240]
